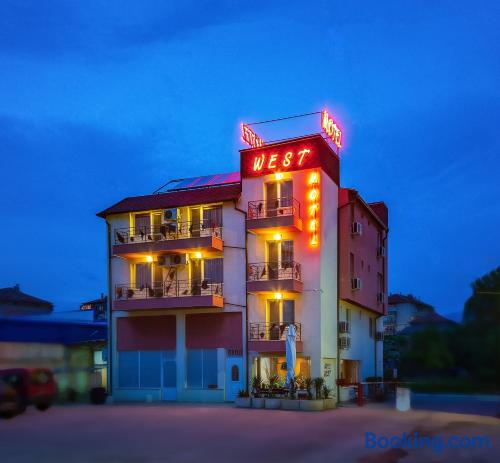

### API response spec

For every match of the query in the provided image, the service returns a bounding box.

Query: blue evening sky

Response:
[0,1,498,318]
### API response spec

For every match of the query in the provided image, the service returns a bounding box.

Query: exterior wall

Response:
[338,300,383,380]
[339,189,387,315]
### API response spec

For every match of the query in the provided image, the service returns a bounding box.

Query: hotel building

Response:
[97,133,388,403]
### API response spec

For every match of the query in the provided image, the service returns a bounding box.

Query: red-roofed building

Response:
[97,132,389,403]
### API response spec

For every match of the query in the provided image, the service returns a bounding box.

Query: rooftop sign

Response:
[241,124,265,148]
[321,110,342,149]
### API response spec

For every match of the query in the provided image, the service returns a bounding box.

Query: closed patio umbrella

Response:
[286,323,297,385]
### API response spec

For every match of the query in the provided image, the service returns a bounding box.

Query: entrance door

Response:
[162,351,177,401]
[225,356,243,401]
[267,241,279,279]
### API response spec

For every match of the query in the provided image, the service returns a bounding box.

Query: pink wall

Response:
[339,188,388,315]
[186,312,242,349]
[117,315,176,350]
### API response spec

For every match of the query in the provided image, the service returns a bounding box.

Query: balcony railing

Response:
[114,221,222,245]
[248,261,302,282]
[248,197,301,220]
[115,279,223,300]
[249,322,302,341]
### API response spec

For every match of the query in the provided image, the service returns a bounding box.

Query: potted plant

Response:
[281,376,300,410]
[235,390,251,408]
[313,377,325,400]
[264,375,281,409]
[251,376,265,409]
[300,377,325,411]
[322,385,335,409]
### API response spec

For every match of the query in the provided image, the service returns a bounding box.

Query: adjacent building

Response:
[98,133,389,403]
[384,294,434,335]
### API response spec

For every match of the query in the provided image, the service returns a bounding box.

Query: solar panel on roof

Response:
[168,172,240,191]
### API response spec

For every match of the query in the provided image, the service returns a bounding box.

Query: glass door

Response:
[267,241,279,280]
[265,182,278,217]
[161,351,177,401]
[190,208,201,237]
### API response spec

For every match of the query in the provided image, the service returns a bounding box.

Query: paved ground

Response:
[410,392,500,417]
[1,403,498,463]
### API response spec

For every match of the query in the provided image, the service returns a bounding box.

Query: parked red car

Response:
[0,368,57,414]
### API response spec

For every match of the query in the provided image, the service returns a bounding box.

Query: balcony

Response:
[247,261,303,293]
[248,322,303,353]
[113,279,224,311]
[112,222,223,257]
[247,197,302,233]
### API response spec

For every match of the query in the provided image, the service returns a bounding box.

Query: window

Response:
[119,351,139,388]
[267,300,295,324]
[282,300,295,324]
[204,258,223,283]
[265,180,293,216]
[203,206,222,228]
[186,349,218,389]
[369,318,375,338]
[135,263,152,288]
[231,365,239,381]
[281,240,294,267]
[139,351,161,388]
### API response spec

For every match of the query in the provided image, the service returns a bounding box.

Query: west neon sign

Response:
[321,110,342,149]
[251,148,311,173]
[241,124,265,148]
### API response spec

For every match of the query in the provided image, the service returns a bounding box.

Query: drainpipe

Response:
[233,200,250,392]
[106,220,113,395]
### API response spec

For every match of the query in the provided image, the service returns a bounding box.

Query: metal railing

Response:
[247,197,301,220]
[114,221,222,245]
[249,322,302,341]
[115,279,223,300]
[248,261,302,281]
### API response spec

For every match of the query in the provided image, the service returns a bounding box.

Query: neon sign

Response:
[321,110,342,149]
[251,148,311,173]
[308,171,320,247]
[241,124,265,148]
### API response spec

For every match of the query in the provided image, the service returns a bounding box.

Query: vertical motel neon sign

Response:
[241,124,265,148]
[321,110,342,149]
[308,171,320,247]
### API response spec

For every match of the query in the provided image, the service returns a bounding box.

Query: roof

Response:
[0,286,53,309]
[409,312,457,326]
[167,172,240,191]
[339,188,388,230]
[97,182,241,218]
[388,293,434,311]
[0,317,107,345]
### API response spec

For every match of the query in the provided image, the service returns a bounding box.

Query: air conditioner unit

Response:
[163,208,178,222]
[351,222,362,235]
[377,292,385,303]
[338,336,351,349]
[157,254,187,267]
[339,321,350,333]
[375,331,384,342]
[351,278,362,290]
[377,245,386,257]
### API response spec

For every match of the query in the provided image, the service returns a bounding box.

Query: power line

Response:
[246,111,322,126]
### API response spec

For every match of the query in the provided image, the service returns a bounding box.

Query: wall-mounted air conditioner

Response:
[351,278,362,290]
[338,336,351,349]
[157,254,187,267]
[339,321,350,333]
[163,208,178,222]
[351,222,362,235]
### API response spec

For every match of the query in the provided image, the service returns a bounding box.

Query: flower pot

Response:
[251,397,265,409]
[281,399,300,410]
[323,398,336,409]
[264,398,281,410]
[235,397,251,408]
[299,399,324,411]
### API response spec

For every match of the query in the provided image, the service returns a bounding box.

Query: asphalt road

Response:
[1,403,499,463]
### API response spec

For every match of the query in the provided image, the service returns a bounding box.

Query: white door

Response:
[162,351,177,401]
[225,356,243,401]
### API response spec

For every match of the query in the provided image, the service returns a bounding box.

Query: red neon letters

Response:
[252,148,311,173]
[308,171,320,247]
[321,110,342,149]
[241,124,265,148]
